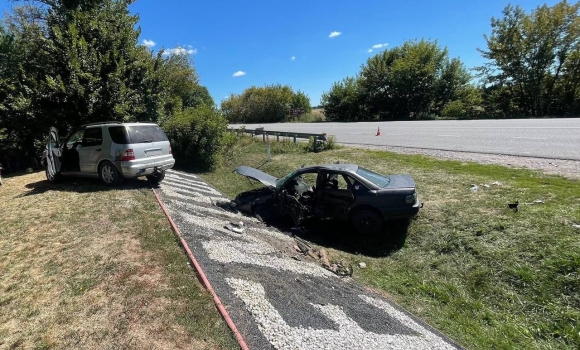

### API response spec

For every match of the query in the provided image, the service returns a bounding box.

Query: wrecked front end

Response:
[231,187,275,214]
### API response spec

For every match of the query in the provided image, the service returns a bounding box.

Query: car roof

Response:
[81,121,159,128]
[300,164,359,173]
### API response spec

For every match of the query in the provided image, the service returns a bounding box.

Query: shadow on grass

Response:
[19,177,150,197]
[294,218,410,258]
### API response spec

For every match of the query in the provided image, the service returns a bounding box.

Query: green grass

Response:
[0,172,237,349]
[201,136,580,350]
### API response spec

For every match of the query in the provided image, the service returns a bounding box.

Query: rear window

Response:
[356,167,390,188]
[108,126,129,144]
[82,127,103,147]
[126,125,168,143]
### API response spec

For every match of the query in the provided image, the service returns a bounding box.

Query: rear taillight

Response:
[121,149,135,161]
[169,145,172,154]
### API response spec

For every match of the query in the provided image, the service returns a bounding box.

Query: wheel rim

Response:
[102,165,114,183]
[356,212,379,231]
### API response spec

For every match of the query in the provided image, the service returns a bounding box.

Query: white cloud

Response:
[329,31,341,38]
[291,56,296,61]
[233,71,246,77]
[162,46,197,56]
[367,49,373,53]
[142,39,156,48]
[372,43,388,49]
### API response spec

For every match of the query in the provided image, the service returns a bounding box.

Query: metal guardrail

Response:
[227,127,328,151]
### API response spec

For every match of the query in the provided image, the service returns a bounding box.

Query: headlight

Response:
[405,193,417,204]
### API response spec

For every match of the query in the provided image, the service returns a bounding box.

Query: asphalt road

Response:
[230,119,580,160]
[157,170,461,350]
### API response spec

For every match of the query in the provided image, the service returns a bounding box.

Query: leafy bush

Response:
[162,105,227,170]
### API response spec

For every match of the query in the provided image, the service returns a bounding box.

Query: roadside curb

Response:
[150,184,250,350]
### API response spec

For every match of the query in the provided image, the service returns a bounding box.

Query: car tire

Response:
[351,208,384,235]
[45,167,61,184]
[146,170,165,184]
[99,161,122,186]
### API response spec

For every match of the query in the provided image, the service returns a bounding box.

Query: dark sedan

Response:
[232,163,421,234]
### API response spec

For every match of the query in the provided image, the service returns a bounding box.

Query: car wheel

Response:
[99,161,122,186]
[351,209,384,235]
[146,170,165,184]
[45,167,61,184]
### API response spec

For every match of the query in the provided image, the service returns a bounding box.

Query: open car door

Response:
[45,127,62,182]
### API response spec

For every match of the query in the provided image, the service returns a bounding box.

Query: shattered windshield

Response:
[356,167,390,188]
[276,170,296,190]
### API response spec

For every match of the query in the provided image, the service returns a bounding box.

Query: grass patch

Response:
[201,137,580,350]
[0,172,237,349]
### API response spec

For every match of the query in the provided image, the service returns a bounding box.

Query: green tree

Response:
[321,77,366,121]
[360,39,472,120]
[322,39,474,121]
[477,1,580,116]
[221,84,311,123]
[162,105,227,170]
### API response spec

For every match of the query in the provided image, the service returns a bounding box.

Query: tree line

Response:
[222,0,580,123]
[0,0,223,169]
[320,0,580,121]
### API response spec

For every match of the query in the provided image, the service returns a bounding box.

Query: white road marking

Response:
[513,137,547,140]
[165,173,208,186]
[164,180,224,196]
[166,170,198,179]
[159,183,225,204]
[437,135,461,137]
[205,241,333,278]
[227,278,456,350]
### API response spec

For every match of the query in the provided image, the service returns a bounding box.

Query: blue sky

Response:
[2,0,562,105]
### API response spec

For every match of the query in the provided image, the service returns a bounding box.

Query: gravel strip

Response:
[346,144,580,179]
[158,169,462,350]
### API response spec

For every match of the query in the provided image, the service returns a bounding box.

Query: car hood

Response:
[386,174,416,189]
[234,166,278,189]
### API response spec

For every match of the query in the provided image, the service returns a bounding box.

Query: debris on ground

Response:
[549,162,558,167]
[470,184,479,192]
[492,181,502,186]
[483,184,490,188]
[230,221,244,228]
[572,224,580,229]
[224,224,244,234]
[522,199,545,205]
[319,249,330,268]
[291,255,302,261]
[508,200,520,212]
[292,236,352,277]
[358,262,367,269]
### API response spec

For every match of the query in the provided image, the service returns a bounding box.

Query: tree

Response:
[221,84,311,123]
[321,77,366,121]
[322,39,474,121]
[477,1,580,116]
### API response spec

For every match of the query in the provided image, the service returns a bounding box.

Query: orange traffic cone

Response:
[376,127,381,136]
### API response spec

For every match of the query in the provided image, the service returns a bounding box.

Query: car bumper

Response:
[119,158,175,178]
[380,198,422,220]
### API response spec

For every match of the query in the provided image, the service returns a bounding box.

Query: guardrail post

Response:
[293,135,297,143]
[313,137,318,152]
[276,134,280,142]
[262,134,265,142]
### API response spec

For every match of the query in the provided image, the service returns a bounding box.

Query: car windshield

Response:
[276,170,296,190]
[356,167,390,188]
